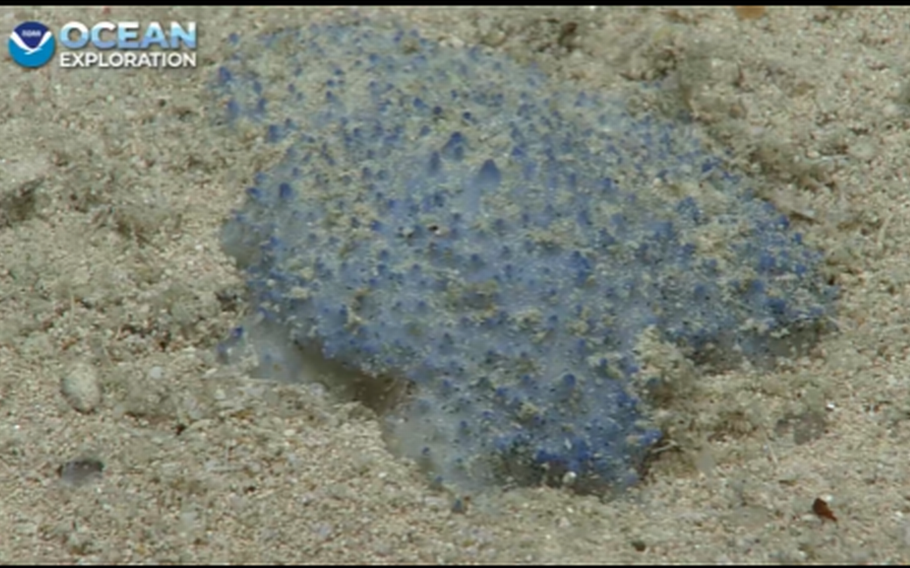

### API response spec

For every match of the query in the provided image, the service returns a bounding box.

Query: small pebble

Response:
[58,457,105,486]
[60,362,101,414]
[848,140,876,163]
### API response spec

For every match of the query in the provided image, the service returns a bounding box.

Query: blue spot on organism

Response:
[217,66,232,84]
[475,159,501,192]
[212,21,835,495]
[441,132,466,161]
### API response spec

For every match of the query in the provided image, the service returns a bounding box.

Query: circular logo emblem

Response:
[9,21,55,68]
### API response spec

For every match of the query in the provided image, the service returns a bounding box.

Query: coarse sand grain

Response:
[1,6,910,564]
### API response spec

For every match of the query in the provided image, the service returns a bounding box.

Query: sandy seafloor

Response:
[2,5,910,564]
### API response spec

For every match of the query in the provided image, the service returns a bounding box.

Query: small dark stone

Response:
[450,497,468,514]
[58,457,105,486]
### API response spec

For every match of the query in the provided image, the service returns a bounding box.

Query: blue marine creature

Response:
[212,20,834,494]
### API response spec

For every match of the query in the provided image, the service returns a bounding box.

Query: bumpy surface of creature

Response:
[212,21,834,493]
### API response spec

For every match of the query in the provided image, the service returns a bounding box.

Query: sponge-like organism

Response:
[212,20,834,494]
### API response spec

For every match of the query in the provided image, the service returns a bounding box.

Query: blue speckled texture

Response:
[212,21,834,494]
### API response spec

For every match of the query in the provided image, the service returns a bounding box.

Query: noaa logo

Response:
[9,21,55,68]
